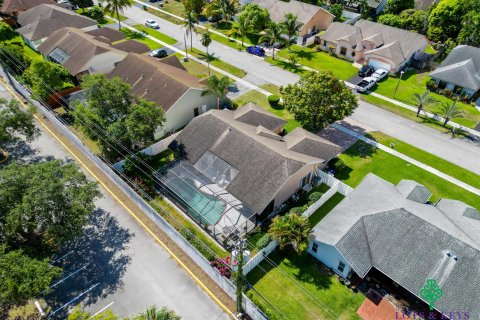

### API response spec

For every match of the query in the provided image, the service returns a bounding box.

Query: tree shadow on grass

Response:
[281,251,334,291]
[290,48,315,61]
[45,209,132,318]
[269,59,306,74]
[121,29,147,41]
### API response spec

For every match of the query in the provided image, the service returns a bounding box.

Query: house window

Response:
[323,40,327,47]
[312,242,318,253]
[300,173,311,187]
[340,47,347,56]
[194,107,200,117]
[338,261,346,272]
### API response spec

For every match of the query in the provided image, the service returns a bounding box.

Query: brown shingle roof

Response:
[16,4,96,40]
[86,27,125,43]
[108,53,203,112]
[250,0,333,25]
[111,39,150,54]
[0,0,55,14]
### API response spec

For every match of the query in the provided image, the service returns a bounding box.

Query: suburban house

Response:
[343,0,388,15]
[309,173,480,318]
[0,0,55,17]
[37,27,149,81]
[318,19,427,73]
[15,4,97,50]
[165,107,342,226]
[108,53,217,138]
[430,45,480,105]
[242,0,334,40]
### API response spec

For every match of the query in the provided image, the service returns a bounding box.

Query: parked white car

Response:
[355,77,376,92]
[145,19,160,29]
[371,69,389,82]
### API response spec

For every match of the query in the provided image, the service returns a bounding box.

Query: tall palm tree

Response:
[210,0,238,22]
[103,0,133,30]
[202,75,230,108]
[183,11,198,52]
[134,306,180,320]
[260,22,283,60]
[438,100,464,127]
[228,14,250,46]
[201,30,212,76]
[268,213,310,253]
[411,90,437,117]
[281,13,303,50]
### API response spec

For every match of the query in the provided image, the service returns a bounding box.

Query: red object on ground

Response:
[357,291,400,320]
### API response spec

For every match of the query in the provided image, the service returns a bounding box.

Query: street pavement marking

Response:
[88,302,115,319]
[0,79,235,319]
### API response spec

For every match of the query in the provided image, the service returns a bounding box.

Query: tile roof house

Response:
[0,0,56,16]
[430,45,480,106]
[309,173,480,318]
[171,108,341,216]
[108,53,217,139]
[37,27,148,80]
[16,4,97,50]
[318,19,427,73]
[242,0,334,38]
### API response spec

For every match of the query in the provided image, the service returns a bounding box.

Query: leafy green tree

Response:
[103,0,133,30]
[427,0,465,42]
[88,6,106,22]
[200,30,212,75]
[228,14,250,46]
[412,90,437,117]
[0,99,38,145]
[260,21,283,60]
[0,161,100,252]
[183,0,205,15]
[203,75,230,108]
[384,0,414,14]
[183,11,198,52]
[328,3,343,22]
[208,0,239,22]
[69,0,94,12]
[282,71,358,130]
[281,13,303,50]
[68,306,120,320]
[377,14,403,28]
[458,11,480,46]
[0,246,61,307]
[133,306,181,320]
[438,100,463,127]
[0,42,31,75]
[23,61,72,101]
[268,213,310,252]
[126,99,165,146]
[237,3,269,32]
[400,9,428,32]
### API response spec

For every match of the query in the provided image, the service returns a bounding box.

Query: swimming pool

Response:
[168,177,226,225]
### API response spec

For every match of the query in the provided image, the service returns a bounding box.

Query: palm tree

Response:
[438,100,464,127]
[281,13,303,50]
[260,22,283,60]
[201,30,212,76]
[209,0,238,22]
[103,0,133,30]
[228,14,250,46]
[268,213,310,253]
[411,90,437,117]
[203,75,230,108]
[183,11,198,52]
[134,306,180,320]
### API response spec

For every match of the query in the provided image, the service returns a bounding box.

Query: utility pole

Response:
[235,238,247,318]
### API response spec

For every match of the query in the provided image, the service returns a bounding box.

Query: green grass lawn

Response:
[336,140,480,210]
[233,86,300,132]
[132,24,177,45]
[190,48,246,78]
[145,6,183,25]
[118,28,159,50]
[276,45,358,81]
[246,250,364,320]
[308,193,345,227]
[174,53,224,79]
[368,131,480,189]
[372,70,480,128]
[0,23,42,62]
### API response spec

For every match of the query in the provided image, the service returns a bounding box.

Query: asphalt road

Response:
[0,83,228,319]
[119,4,480,175]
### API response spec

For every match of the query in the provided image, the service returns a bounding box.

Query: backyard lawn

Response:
[372,70,480,128]
[0,23,42,62]
[336,140,480,210]
[246,250,364,320]
[308,193,345,227]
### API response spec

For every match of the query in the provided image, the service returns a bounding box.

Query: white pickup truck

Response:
[355,77,376,93]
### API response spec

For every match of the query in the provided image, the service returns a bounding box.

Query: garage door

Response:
[368,59,392,71]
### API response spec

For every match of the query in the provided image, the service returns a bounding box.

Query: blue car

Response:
[246,46,265,57]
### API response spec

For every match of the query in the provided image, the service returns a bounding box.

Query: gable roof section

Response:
[285,127,342,161]
[0,0,55,14]
[312,173,480,317]
[111,40,150,54]
[108,53,203,112]
[37,27,127,76]
[250,0,333,25]
[430,45,480,91]
[16,4,96,41]
[173,109,339,213]
[86,27,125,43]
[233,102,286,131]
[395,179,432,203]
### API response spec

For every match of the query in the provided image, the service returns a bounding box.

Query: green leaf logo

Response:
[420,279,443,311]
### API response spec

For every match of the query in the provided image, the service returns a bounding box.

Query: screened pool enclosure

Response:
[155,151,256,245]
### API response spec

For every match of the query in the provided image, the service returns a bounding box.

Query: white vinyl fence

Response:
[1,68,268,320]
[243,240,277,275]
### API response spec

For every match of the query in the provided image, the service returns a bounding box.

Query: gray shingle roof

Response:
[16,4,96,41]
[396,180,432,203]
[430,45,480,92]
[249,0,333,25]
[312,174,480,317]
[173,109,338,213]
[233,102,286,132]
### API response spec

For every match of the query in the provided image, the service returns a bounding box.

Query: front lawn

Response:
[190,48,246,78]
[276,45,358,81]
[372,70,480,128]
[118,28,159,50]
[336,140,480,210]
[246,250,364,320]
[175,53,223,79]
[132,24,177,45]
